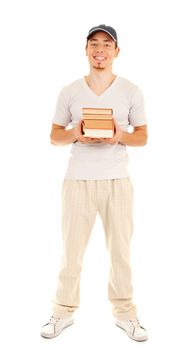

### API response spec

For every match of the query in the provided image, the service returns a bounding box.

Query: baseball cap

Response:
[87,24,118,43]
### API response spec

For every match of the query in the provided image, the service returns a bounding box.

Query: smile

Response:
[93,56,106,61]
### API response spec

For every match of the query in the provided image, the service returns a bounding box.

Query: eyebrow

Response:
[89,38,113,43]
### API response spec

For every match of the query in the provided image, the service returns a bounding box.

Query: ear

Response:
[85,42,89,56]
[114,47,120,58]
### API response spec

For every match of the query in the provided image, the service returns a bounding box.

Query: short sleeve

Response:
[52,87,72,127]
[128,87,147,127]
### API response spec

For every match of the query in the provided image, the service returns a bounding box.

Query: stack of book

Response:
[82,107,114,138]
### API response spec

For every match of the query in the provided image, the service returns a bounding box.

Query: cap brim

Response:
[87,28,116,42]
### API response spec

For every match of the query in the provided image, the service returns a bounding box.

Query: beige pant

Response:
[52,178,137,320]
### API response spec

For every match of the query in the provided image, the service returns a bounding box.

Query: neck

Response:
[86,68,116,86]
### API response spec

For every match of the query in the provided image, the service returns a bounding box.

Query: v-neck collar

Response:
[82,75,119,98]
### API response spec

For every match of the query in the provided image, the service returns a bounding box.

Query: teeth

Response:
[95,57,105,60]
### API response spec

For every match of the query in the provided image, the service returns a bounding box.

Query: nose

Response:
[96,44,104,52]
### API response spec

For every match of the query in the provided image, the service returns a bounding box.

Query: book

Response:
[82,107,114,138]
[82,108,113,115]
[82,114,113,120]
[83,120,113,129]
[84,129,113,137]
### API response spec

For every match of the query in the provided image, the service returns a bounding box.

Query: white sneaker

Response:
[40,315,74,338]
[116,318,148,342]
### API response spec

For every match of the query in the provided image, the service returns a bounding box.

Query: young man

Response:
[41,24,148,342]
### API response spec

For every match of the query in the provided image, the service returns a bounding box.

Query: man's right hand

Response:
[73,120,104,144]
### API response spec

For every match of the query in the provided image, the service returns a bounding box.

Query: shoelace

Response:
[128,318,141,328]
[49,316,62,325]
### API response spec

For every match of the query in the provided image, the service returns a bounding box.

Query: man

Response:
[41,24,148,342]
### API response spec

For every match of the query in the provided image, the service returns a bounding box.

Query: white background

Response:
[0,0,189,349]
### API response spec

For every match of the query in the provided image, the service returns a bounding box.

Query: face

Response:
[86,31,120,71]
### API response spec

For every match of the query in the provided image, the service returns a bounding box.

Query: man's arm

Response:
[100,120,148,146]
[50,124,76,146]
[120,125,148,146]
[50,121,105,146]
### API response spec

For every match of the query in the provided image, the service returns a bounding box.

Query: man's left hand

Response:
[100,118,123,144]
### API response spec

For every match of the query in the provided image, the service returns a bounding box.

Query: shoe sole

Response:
[40,320,74,339]
[116,322,148,342]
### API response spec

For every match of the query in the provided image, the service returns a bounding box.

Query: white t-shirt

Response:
[52,76,147,180]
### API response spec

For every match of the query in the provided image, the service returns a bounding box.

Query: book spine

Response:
[82,108,113,115]
[82,115,113,120]
[83,121,113,129]
[84,129,113,137]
